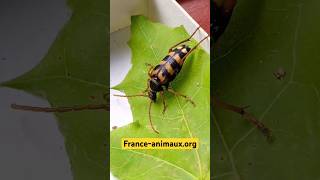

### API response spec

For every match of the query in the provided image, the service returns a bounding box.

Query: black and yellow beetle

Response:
[115,26,209,133]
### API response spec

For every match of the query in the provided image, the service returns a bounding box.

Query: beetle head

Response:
[148,90,157,102]
[148,77,162,102]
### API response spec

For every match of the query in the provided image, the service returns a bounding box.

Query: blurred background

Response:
[0,0,72,179]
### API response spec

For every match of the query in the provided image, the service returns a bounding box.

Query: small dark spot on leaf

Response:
[273,67,286,80]
[58,56,62,60]
[248,162,253,166]
[89,95,96,100]
[67,73,71,76]
[112,126,118,130]
[133,121,141,128]
[220,156,224,160]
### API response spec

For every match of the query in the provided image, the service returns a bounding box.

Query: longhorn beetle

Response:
[115,26,209,134]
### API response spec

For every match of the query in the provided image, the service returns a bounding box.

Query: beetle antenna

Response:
[149,101,159,134]
[182,35,209,61]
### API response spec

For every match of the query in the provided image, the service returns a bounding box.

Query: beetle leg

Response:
[145,63,154,68]
[145,63,154,77]
[115,78,149,97]
[143,79,150,93]
[168,26,201,52]
[160,91,167,114]
[167,87,196,107]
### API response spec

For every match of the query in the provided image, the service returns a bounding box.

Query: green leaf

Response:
[213,0,320,179]
[1,0,108,179]
[111,16,210,179]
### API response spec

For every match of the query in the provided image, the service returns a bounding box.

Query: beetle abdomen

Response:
[169,45,191,65]
[150,45,191,86]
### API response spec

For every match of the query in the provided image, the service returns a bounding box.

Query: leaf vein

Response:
[230,5,303,151]
[111,146,197,179]
[175,96,203,178]
[213,113,240,180]
[7,75,108,89]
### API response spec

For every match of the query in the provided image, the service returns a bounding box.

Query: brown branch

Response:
[212,96,273,142]
[11,103,109,113]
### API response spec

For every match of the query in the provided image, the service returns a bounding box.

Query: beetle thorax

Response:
[175,45,191,55]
